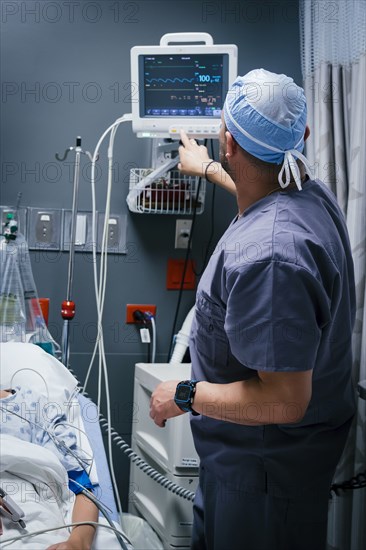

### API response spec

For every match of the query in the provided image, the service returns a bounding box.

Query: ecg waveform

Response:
[146,77,195,85]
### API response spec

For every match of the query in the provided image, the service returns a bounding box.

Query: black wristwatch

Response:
[174,380,199,416]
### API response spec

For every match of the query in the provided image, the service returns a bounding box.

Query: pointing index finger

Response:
[179,129,191,147]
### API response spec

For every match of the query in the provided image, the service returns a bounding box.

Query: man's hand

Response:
[178,129,212,177]
[150,380,186,427]
[178,129,237,196]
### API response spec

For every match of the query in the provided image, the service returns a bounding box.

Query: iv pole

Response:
[55,137,95,366]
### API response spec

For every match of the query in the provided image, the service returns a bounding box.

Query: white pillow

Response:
[0,342,98,483]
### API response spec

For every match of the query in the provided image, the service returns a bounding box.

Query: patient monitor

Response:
[131,33,238,139]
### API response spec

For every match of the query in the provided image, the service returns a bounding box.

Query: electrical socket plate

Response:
[28,208,62,250]
[97,213,127,254]
[175,219,192,249]
[126,304,157,323]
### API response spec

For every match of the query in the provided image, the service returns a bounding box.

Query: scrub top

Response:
[190,179,356,498]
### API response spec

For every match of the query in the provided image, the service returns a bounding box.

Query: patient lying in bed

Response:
[0,386,98,550]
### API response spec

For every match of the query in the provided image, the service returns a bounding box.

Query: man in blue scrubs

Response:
[150,69,356,550]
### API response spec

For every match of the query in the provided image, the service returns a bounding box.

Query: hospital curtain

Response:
[299,1,366,549]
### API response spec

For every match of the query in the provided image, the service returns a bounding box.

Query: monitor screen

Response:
[139,53,229,120]
[131,41,237,138]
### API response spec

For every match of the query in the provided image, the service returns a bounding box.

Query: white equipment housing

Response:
[129,363,200,548]
[131,33,238,139]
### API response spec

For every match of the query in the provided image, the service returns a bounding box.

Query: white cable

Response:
[150,316,156,363]
[65,366,196,503]
[9,369,50,401]
[83,113,132,393]
[69,481,131,549]
[95,124,123,524]
[82,113,132,526]
[0,406,91,475]
[70,480,113,515]
[55,421,95,476]
[0,521,126,547]
[85,118,125,391]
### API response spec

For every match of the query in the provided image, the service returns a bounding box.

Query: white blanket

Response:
[0,435,128,549]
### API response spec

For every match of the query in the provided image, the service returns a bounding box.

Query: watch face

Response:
[177,385,191,401]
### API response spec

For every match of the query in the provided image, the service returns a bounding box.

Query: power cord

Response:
[330,471,366,496]
[133,310,156,363]
[193,139,217,277]
[166,139,208,361]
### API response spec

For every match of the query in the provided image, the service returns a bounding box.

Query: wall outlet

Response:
[126,304,157,323]
[175,219,192,249]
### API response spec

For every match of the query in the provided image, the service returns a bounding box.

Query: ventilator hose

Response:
[98,415,195,502]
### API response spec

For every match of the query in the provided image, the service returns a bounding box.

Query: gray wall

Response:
[1,0,301,508]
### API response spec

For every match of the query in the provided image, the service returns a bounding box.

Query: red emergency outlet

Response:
[166,259,196,290]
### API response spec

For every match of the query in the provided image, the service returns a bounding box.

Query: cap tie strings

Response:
[279,149,314,190]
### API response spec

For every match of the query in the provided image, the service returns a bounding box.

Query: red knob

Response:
[61,300,75,320]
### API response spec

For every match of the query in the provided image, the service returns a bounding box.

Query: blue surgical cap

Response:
[223,68,313,190]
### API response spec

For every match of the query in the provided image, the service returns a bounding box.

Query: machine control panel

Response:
[169,124,220,139]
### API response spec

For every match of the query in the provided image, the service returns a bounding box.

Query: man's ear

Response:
[225,131,237,157]
[304,125,310,142]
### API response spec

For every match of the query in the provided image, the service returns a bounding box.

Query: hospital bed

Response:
[0,342,129,549]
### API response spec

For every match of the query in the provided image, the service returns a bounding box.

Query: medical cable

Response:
[98,415,195,501]
[0,405,91,477]
[68,479,131,550]
[76,483,131,550]
[70,480,114,516]
[133,310,155,362]
[83,114,132,526]
[193,139,217,277]
[57,388,96,476]
[0,407,126,549]
[55,421,94,477]
[166,136,210,360]
[150,316,156,363]
[144,312,156,363]
[84,114,132,394]
[80,490,130,550]
[9,369,50,401]
[167,138,217,356]
[0,521,128,547]
[67,366,196,502]
[68,113,195,518]
[166,172,203,361]
[95,122,123,523]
